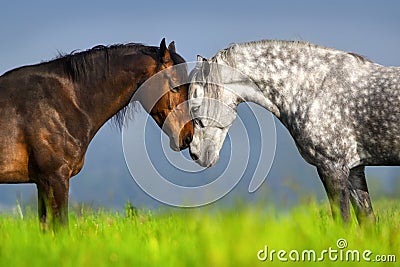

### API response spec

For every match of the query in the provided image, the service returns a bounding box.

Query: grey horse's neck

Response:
[215,40,376,123]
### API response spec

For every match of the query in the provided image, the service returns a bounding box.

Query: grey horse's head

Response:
[188,55,240,167]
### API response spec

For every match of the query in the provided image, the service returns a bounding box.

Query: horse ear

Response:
[168,41,176,53]
[159,38,171,64]
[202,58,210,77]
[195,55,204,69]
[196,55,210,78]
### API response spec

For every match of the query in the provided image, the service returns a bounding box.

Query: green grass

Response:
[0,200,399,267]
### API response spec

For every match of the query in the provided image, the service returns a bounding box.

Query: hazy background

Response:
[1,0,400,212]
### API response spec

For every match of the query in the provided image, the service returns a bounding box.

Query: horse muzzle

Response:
[189,142,219,167]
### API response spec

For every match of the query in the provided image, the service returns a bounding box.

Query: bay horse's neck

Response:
[219,41,371,124]
[56,46,157,137]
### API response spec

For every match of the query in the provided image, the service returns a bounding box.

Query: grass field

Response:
[0,200,399,267]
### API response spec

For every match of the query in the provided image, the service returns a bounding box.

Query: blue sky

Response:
[1,0,400,209]
[1,0,399,73]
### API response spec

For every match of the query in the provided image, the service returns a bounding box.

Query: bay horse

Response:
[189,39,400,224]
[0,38,193,228]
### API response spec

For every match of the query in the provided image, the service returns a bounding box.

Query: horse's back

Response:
[291,63,400,167]
[353,65,400,165]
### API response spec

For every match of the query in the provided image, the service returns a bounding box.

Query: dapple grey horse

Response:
[189,40,400,224]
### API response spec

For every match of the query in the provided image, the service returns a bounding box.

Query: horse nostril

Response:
[190,151,199,161]
[183,134,192,147]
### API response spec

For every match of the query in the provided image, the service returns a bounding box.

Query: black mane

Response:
[60,43,157,82]
[1,43,155,78]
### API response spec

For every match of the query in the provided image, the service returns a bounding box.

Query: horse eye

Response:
[169,80,180,92]
[192,106,200,112]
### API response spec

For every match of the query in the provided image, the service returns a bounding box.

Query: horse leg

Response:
[36,176,69,230]
[317,165,351,223]
[348,166,376,224]
[37,184,48,229]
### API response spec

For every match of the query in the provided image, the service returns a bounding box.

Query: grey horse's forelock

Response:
[189,62,222,99]
[188,66,201,84]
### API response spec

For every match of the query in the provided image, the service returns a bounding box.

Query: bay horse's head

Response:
[138,39,193,151]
